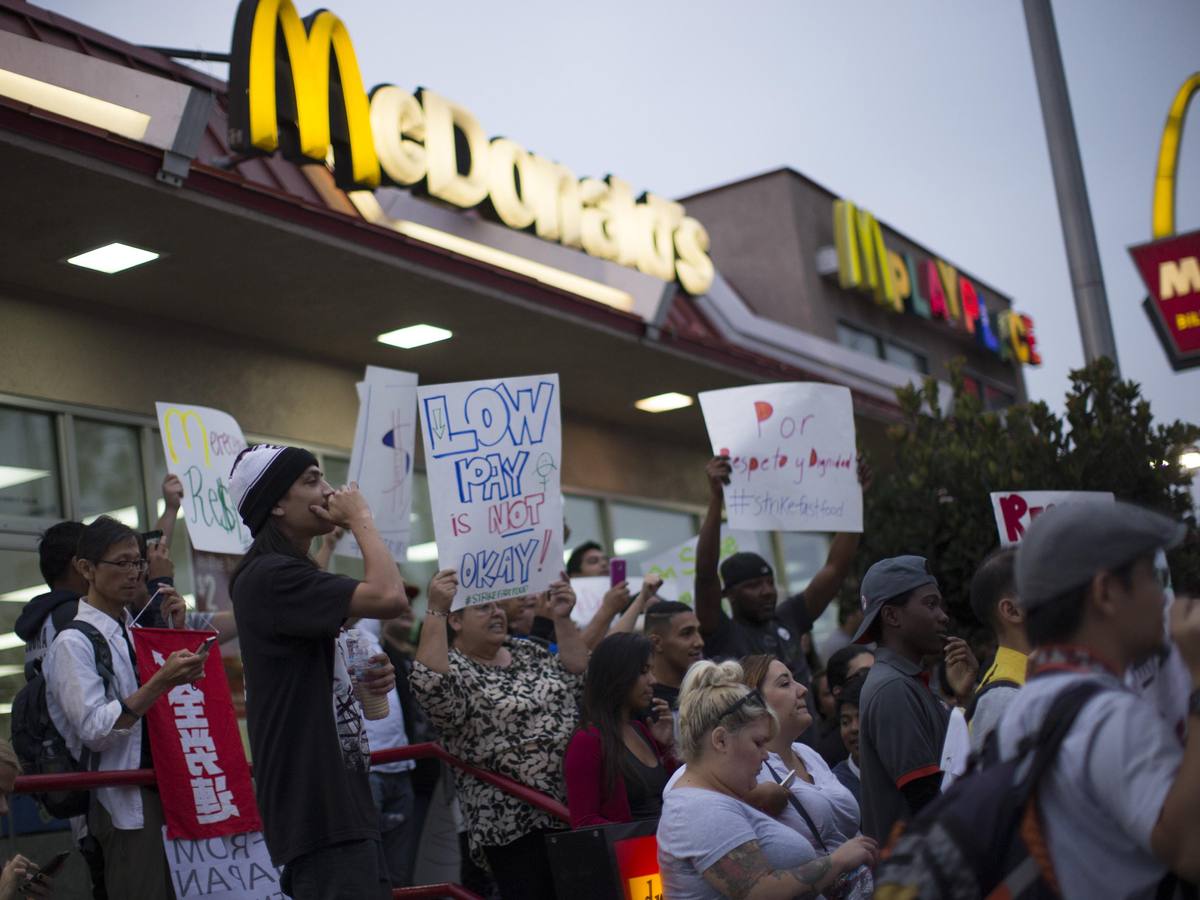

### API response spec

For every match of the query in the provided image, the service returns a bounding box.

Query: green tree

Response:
[861,357,1199,631]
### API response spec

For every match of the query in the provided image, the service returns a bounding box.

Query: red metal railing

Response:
[12,741,571,900]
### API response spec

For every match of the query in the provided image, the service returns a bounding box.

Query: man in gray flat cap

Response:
[996,500,1200,899]
[854,555,979,842]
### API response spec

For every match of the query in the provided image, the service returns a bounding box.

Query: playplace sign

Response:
[831,199,1041,366]
[226,0,714,295]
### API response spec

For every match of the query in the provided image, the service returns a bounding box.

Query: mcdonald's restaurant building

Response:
[0,0,1040,770]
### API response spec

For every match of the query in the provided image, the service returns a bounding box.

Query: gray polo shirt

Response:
[997,670,1181,900]
[858,647,950,841]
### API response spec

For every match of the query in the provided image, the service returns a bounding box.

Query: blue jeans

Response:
[369,770,418,887]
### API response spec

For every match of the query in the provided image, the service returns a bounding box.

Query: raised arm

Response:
[316,485,406,620]
[549,577,589,674]
[581,581,632,650]
[415,569,457,675]
[801,456,869,620]
[695,455,731,635]
[155,474,184,548]
[1150,596,1200,880]
[609,574,663,636]
[801,531,860,621]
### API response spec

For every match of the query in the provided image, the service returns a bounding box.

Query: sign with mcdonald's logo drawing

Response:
[225,0,715,295]
[1129,72,1200,371]
[156,402,252,555]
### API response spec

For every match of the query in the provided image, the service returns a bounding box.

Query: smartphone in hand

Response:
[610,558,627,587]
[197,635,218,655]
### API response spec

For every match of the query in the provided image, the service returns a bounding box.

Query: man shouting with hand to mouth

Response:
[229,444,408,900]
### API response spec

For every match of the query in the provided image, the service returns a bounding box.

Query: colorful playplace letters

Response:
[418,374,563,609]
[699,383,862,533]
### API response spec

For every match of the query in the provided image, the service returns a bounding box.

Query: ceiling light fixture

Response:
[66,242,159,274]
[634,392,694,413]
[378,324,453,349]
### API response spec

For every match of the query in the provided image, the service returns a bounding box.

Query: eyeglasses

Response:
[96,558,149,574]
[718,688,765,721]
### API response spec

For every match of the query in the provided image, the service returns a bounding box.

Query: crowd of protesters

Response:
[5,445,1199,900]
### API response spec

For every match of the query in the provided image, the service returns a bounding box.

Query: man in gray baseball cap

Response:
[855,555,979,841]
[996,500,1200,898]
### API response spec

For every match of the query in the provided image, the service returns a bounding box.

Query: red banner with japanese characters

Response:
[131,627,262,840]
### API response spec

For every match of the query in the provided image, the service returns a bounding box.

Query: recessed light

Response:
[377,324,453,349]
[635,392,694,413]
[66,242,159,274]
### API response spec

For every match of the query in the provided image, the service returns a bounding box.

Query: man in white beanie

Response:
[997,500,1200,899]
[228,444,408,899]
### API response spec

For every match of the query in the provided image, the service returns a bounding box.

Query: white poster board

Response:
[163,829,283,899]
[989,490,1114,546]
[698,383,861,532]
[338,366,419,563]
[155,403,251,555]
[418,374,563,609]
[569,575,645,626]
[640,527,768,605]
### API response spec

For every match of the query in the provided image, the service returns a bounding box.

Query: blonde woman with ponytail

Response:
[656,661,877,899]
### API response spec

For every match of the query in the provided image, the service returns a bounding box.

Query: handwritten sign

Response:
[698,383,861,532]
[339,366,419,564]
[639,528,768,605]
[163,828,284,899]
[156,403,251,555]
[418,374,563,609]
[989,490,1114,546]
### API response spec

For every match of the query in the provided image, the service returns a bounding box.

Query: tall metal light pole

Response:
[1023,0,1120,372]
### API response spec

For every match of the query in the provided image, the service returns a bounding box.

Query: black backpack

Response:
[11,620,116,820]
[873,680,1105,900]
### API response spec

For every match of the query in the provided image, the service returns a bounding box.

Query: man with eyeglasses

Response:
[44,515,208,900]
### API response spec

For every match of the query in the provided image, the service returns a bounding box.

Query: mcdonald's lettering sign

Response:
[226,0,715,295]
[1128,72,1200,370]
[832,199,1041,366]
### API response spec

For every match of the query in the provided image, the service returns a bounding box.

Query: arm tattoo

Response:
[703,840,770,899]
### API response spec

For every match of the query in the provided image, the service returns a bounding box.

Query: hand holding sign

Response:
[699,383,862,532]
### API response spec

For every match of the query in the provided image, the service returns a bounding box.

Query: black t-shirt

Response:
[231,553,378,866]
[703,592,815,688]
[652,682,681,711]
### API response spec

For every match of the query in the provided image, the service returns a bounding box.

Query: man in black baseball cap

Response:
[856,554,979,841]
[693,456,862,716]
[994,500,1200,898]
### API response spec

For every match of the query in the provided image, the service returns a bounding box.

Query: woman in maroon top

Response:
[564,633,679,827]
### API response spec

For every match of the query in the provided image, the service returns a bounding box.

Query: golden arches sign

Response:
[1151,72,1200,240]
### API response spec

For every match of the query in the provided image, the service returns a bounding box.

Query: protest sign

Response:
[132,628,261,840]
[639,528,768,605]
[570,576,645,626]
[418,374,563,608]
[163,829,283,900]
[339,366,419,563]
[989,490,1114,546]
[156,403,251,555]
[698,383,861,532]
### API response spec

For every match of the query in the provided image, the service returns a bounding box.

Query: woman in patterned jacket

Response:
[410,569,588,900]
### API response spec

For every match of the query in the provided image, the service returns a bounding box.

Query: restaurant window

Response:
[984,384,1015,411]
[0,548,43,732]
[73,420,147,531]
[882,340,928,374]
[836,322,882,359]
[837,323,927,374]
[608,502,698,569]
[0,407,61,521]
[564,494,606,563]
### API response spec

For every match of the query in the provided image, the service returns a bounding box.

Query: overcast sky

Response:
[38,0,1200,428]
